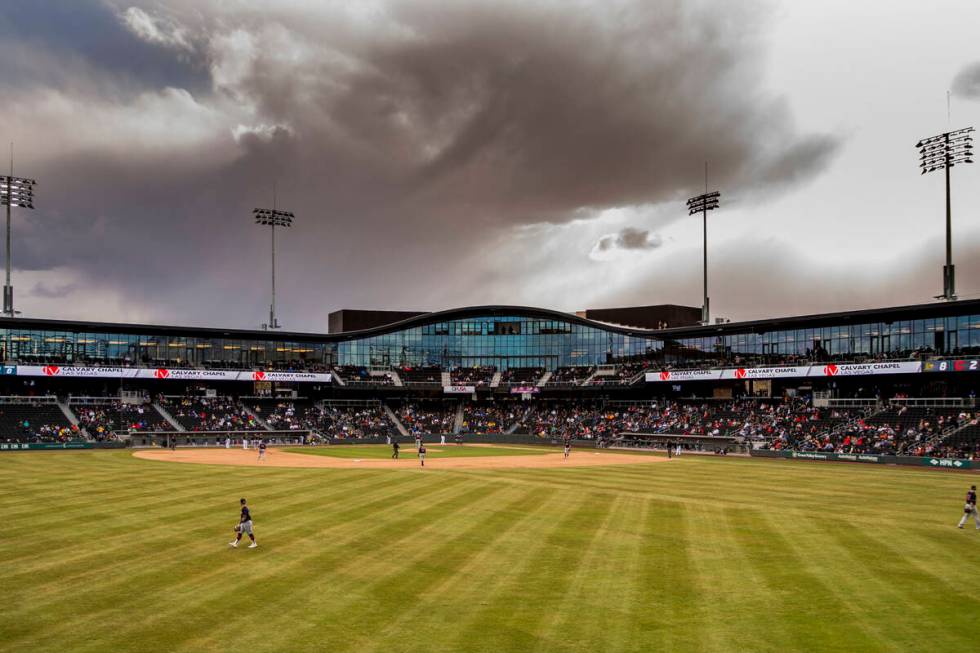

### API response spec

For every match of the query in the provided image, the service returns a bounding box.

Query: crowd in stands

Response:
[450,366,496,386]
[334,367,393,385]
[0,402,78,442]
[399,367,442,385]
[162,396,264,432]
[398,402,456,435]
[499,367,544,385]
[74,403,121,441]
[317,404,393,439]
[252,400,392,438]
[461,403,517,433]
[547,366,595,385]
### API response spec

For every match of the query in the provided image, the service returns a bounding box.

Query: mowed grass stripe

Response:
[2,470,429,609]
[156,480,516,653]
[10,475,490,652]
[349,488,567,653]
[263,484,559,653]
[444,492,618,652]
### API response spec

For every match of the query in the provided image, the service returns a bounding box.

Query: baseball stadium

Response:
[4,2,980,652]
[3,298,980,652]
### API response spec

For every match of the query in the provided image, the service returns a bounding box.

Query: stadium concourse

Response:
[0,299,978,463]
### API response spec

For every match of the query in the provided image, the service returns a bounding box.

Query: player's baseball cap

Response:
[240,497,247,504]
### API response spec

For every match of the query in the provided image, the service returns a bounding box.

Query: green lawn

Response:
[2,450,979,652]
[283,443,552,459]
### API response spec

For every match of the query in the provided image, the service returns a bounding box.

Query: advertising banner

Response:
[647,361,922,382]
[133,368,241,381]
[509,386,541,394]
[443,385,476,394]
[244,370,332,383]
[15,366,331,383]
[0,442,93,451]
[807,361,921,377]
[719,366,808,380]
[923,359,980,373]
[17,365,138,378]
[645,369,723,383]
[750,448,973,469]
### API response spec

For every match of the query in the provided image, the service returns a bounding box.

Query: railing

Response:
[889,397,975,408]
[0,395,58,405]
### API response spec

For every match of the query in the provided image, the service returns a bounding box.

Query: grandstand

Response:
[0,299,976,458]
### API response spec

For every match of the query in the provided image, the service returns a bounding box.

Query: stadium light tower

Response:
[253,200,294,330]
[916,126,974,301]
[687,182,721,325]
[0,147,36,318]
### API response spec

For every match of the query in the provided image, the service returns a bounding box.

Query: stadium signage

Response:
[923,359,979,373]
[814,361,921,377]
[720,366,807,380]
[647,361,922,382]
[134,368,240,381]
[750,449,973,469]
[509,386,540,394]
[443,385,476,394]
[14,365,332,383]
[645,369,722,382]
[18,365,134,378]
[249,370,333,382]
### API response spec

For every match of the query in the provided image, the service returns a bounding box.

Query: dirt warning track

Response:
[132,446,666,470]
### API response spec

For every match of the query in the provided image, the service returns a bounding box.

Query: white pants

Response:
[959,506,980,528]
[440,435,446,444]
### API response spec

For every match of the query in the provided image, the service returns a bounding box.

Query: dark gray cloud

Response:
[596,228,662,252]
[952,61,980,99]
[5,0,842,328]
[0,0,208,96]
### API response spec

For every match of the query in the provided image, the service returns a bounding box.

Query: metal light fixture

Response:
[253,206,294,330]
[0,165,36,318]
[916,126,974,301]
[686,187,721,325]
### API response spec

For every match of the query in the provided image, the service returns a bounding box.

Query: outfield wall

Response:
[750,448,974,470]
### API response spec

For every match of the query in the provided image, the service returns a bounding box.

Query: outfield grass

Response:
[2,449,979,653]
[283,443,552,459]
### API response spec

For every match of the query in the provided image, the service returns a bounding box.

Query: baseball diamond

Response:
[3,447,980,652]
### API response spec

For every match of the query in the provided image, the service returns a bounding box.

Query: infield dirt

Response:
[133,445,666,470]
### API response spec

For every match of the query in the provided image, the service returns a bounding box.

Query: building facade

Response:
[0,300,978,372]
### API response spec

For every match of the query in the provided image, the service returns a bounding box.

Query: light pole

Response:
[916,126,974,301]
[686,188,721,325]
[0,150,36,318]
[253,205,294,330]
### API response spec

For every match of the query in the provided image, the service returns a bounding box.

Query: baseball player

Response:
[257,439,267,462]
[418,443,426,467]
[563,439,571,461]
[415,431,422,450]
[957,485,979,529]
[391,440,400,459]
[229,498,258,548]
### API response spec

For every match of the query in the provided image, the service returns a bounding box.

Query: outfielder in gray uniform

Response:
[958,485,979,530]
[230,497,258,548]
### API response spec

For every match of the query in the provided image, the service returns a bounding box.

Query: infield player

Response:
[257,439,267,462]
[957,485,979,529]
[563,439,571,461]
[392,440,400,459]
[415,431,422,450]
[229,497,258,548]
[418,443,426,467]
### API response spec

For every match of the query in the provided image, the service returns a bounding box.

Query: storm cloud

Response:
[0,0,842,329]
[952,61,980,99]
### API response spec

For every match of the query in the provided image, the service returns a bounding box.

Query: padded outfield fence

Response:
[750,448,975,469]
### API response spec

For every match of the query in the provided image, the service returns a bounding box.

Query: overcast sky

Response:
[1,0,979,331]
